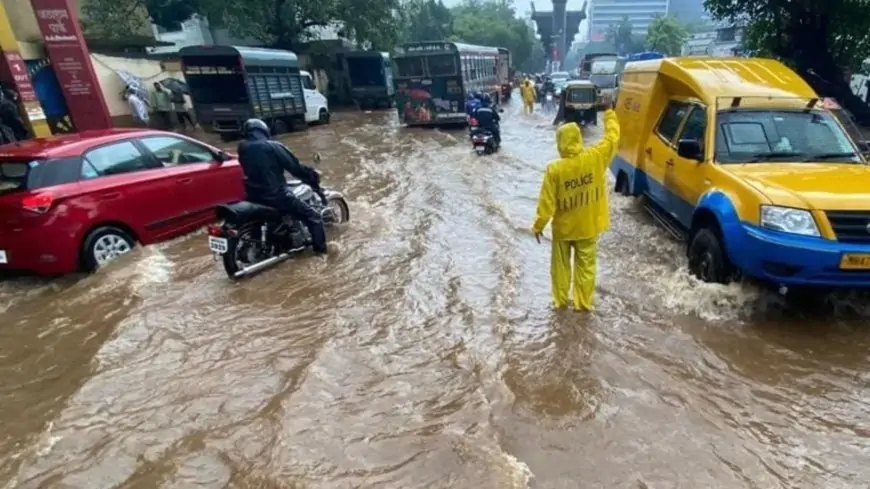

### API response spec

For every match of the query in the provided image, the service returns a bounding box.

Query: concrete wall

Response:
[90,53,187,125]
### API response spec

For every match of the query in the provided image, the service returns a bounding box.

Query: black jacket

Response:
[237,131,319,201]
[474,106,500,127]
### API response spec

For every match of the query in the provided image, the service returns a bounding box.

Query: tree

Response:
[605,16,640,55]
[146,0,200,31]
[448,0,539,73]
[703,0,870,124]
[401,0,453,43]
[82,0,401,49]
[645,15,688,56]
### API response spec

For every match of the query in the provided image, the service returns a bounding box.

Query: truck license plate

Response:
[208,236,228,254]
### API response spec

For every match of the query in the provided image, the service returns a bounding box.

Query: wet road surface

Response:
[2,101,870,489]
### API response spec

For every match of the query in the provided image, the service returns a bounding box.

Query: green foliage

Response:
[401,0,541,72]
[147,0,200,31]
[644,15,688,56]
[703,0,870,123]
[604,16,644,55]
[703,0,870,73]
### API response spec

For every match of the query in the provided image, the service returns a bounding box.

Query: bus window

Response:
[395,57,425,77]
[427,55,456,76]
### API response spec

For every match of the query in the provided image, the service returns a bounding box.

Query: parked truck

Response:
[180,45,329,141]
[343,51,394,110]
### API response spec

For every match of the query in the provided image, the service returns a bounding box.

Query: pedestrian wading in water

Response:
[532,92,621,311]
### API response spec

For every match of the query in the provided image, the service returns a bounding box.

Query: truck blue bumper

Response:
[728,223,870,287]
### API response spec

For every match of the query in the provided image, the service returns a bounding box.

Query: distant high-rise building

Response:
[588,0,669,41]
[668,0,707,23]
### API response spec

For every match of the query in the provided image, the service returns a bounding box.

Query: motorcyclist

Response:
[472,93,501,145]
[465,92,481,117]
[237,118,328,255]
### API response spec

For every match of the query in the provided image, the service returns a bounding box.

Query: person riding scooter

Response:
[471,94,500,146]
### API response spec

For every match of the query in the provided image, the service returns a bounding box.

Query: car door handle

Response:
[666,159,675,166]
[176,178,193,184]
[645,147,652,156]
[98,192,121,200]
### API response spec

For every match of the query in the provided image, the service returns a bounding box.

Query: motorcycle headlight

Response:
[759,205,820,237]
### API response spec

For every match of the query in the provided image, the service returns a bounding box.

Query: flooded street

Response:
[3,101,870,489]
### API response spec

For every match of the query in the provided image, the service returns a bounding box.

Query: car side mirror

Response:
[216,151,231,162]
[677,139,703,161]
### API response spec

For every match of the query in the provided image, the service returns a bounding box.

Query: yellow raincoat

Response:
[520,80,536,114]
[532,111,621,310]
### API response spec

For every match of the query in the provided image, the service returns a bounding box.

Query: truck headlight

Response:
[760,205,820,237]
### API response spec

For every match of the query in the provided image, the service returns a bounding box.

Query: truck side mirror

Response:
[677,139,703,161]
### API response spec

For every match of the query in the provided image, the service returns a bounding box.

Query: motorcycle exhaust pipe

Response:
[233,253,292,278]
[232,244,310,278]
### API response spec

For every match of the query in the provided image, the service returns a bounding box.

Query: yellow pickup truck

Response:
[610,56,870,288]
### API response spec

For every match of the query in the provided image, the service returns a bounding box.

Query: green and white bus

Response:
[393,41,501,126]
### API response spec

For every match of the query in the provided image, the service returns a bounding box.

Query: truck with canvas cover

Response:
[344,51,395,110]
[180,45,307,141]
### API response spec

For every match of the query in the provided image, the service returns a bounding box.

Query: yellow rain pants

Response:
[532,112,621,311]
[521,81,536,114]
[551,238,597,310]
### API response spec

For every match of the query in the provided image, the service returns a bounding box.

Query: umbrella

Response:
[116,70,148,100]
[160,77,190,95]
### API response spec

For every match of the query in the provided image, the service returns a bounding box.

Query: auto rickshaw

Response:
[552,80,600,127]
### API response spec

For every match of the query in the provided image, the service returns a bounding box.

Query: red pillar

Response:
[30,0,113,131]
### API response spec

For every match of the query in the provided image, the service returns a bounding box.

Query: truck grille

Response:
[825,211,870,243]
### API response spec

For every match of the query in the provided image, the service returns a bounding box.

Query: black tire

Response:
[615,172,632,196]
[325,195,350,224]
[273,119,289,135]
[318,109,330,124]
[687,227,734,284]
[81,226,135,272]
[222,236,243,280]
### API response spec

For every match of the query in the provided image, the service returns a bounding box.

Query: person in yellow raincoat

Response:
[531,94,620,311]
[520,79,536,114]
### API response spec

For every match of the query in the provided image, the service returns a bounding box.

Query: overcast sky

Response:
[440,0,590,41]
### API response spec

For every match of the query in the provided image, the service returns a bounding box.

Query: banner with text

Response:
[31,0,112,131]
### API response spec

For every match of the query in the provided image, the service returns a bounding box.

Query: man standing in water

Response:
[531,93,620,311]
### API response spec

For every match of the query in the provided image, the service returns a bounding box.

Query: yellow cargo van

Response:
[610,56,870,287]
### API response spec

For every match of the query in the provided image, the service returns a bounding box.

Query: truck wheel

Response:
[273,119,289,135]
[318,109,330,124]
[687,227,734,284]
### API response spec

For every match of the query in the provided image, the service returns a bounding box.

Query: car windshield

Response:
[715,110,862,163]
[567,87,596,103]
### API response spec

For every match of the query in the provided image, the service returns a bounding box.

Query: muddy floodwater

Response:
[3,101,870,489]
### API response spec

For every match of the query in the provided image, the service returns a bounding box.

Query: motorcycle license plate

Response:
[208,236,228,254]
[474,144,485,149]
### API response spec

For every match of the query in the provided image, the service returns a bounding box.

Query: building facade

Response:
[588,0,669,41]
[681,22,744,56]
[667,0,706,23]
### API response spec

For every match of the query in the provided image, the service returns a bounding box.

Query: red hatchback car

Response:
[0,129,244,276]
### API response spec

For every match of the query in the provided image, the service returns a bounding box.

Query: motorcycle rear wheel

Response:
[222,228,263,279]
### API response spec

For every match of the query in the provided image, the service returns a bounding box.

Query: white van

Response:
[301,70,330,124]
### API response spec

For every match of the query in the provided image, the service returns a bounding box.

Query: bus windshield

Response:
[427,54,456,76]
[395,57,425,77]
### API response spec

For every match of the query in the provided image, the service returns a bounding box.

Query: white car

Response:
[301,70,330,125]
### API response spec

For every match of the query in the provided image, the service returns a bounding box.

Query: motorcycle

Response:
[543,92,555,112]
[470,129,498,155]
[206,158,350,279]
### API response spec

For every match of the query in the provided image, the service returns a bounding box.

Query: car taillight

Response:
[207,224,236,237]
[21,193,55,214]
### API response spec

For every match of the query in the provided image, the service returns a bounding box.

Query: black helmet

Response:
[242,118,270,138]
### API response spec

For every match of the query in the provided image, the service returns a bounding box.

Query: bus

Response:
[497,47,512,100]
[393,41,500,126]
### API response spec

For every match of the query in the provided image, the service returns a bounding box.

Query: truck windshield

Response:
[347,57,383,87]
[426,54,456,76]
[715,110,862,163]
[395,56,425,77]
